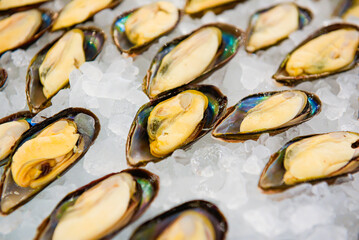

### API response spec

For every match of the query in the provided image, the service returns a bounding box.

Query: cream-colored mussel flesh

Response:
[39,29,85,99]
[11,120,79,189]
[52,173,136,240]
[286,28,359,76]
[240,91,307,133]
[0,120,30,160]
[0,9,42,53]
[185,0,237,14]
[157,210,216,240]
[149,27,222,98]
[342,0,359,19]
[147,90,208,157]
[0,0,48,10]
[125,1,179,46]
[283,132,359,185]
[246,3,299,52]
[52,0,113,31]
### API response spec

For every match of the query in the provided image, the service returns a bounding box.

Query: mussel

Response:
[259,131,359,193]
[245,2,312,53]
[112,1,181,55]
[273,23,359,86]
[333,0,359,19]
[130,200,228,240]
[0,0,50,12]
[0,9,56,55]
[52,0,122,31]
[0,108,100,214]
[212,90,321,142]
[143,23,244,99]
[26,27,105,113]
[34,168,159,240]
[127,84,227,167]
[184,0,242,17]
[0,68,7,90]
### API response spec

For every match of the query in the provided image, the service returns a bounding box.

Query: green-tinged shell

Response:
[273,23,359,86]
[143,23,244,100]
[259,132,359,193]
[184,0,244,17]
[127,84,227,167]
[26,27,106,113]
[34,168,159,240]
[0,108,100,214]
[212,90,321,142]
[0,68,7,90]
[130,200,228,240]
[333,0,359,19]
[0,0,51,13]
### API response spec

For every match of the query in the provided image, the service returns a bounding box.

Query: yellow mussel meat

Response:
[185,0,237,14]
[342,0,359,19]
[0,0,48,10]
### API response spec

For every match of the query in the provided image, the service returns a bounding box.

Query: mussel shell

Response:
[0,8,56,56]
[245,3,313,53]
[0,108,100,214]
[184,0,244,18]
[258,132,359,193]
[143,23,244,100]
[0,111,36,167]
[111,7,182,56]
[333,0,357,18]
[212,90,321,142]
[127,84,227,167]
[34,168,159,240]
[26,27,106,113]
[0,68,7,90]
[273,23,359,86]
[130,200,228,240]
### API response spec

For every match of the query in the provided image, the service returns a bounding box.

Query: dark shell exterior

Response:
[212,90,321,142]
[111,6,182,56]
[245,3,313,53]
[0,108,100,214]
[333,0,358,18]
[34,168,159,240]
[130,200,228,240]
[0,8,57,56]
[273,23,359,86]
[184,0,245,18]
[143,22,244,100]
[0,111,36,167]
[127,84,228,167]
[259,132,359,194]
[0,68,7,90]
[26,27,106,113]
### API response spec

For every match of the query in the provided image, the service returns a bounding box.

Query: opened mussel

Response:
[127,85,227,167]
[0,108,100,214]
[273,23,359,86]
[245,2,312,53]
[26,27,105,113]
[0,9,56,55]
[143,23,243,99]
[52,0,122,31]
[212,90,321,142]
[184,0,242,17]
[112,1,181,55]
[333,0,359,19]
[259,131,359,193]
[130,200,227,240]
[0,68,7,89]
[35,168,158,240]
[0,0,50,12]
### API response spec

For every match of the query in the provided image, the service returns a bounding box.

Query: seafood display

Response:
[273,23,359,86]
[0,108,100,214]
[0,9,56,55]
[143,23,243,99]
[112,1,181,55]
[0,0,50,11]
[130,200,227,240]
[52,0,122,31]
[245,3,312,53]
[184,0,240,16]
[35,169,159,240]
[26,27,105,113]
[127,85,227,167]
[334,0,359,19]
[212,90,321,142]
[0,68,7,89]
[259,132,359,193]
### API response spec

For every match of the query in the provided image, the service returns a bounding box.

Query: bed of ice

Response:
[1,0,359,239]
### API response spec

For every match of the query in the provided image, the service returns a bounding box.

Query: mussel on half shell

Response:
[127,84,227,167]
[34,169,159,240]
[0,108,100,214]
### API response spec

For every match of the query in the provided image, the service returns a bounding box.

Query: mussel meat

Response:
[0,0,50,11]
[184,0,241,16]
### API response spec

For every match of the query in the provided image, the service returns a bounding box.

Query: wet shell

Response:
[273,23,359,86]
[0,68,7,90]
[0,108,100,214]
[34,168,159,240]
[127,84,227,167]
[184,0,243,17]
[212,90,321,142]
[333,0,359,19]
[130,200,228,240]
[26,27,106,113]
